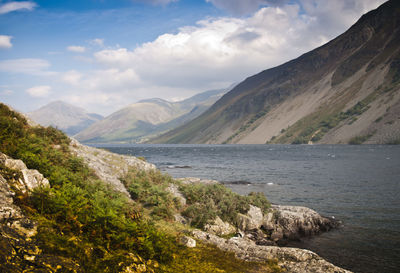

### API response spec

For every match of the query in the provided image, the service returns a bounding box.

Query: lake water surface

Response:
[102,144,400,273]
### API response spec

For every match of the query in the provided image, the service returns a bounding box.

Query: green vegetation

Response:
[122,168,179,221]
[348,132,375,144]
[0,103,278,272]
[180,183,270,228]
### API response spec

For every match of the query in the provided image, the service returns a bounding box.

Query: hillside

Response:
[28,101,103,136]
[75,88,228,144]
[0,102,351,273]
[151,0,400,145]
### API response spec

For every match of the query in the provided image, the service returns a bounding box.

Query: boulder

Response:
[204,216,236,236]
[1,152,49,193]
[237,205,264,231]
[261,205,340,243]
[179,236,196,248]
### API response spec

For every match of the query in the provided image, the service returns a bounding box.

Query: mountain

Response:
[28,101,103,136]
[75,88,228,144]
[151,0,400,145]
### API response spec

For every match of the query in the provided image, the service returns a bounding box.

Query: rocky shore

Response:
[172,177,349,272]
[0,145,351,273]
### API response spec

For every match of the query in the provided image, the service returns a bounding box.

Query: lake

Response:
[101,144,400,273]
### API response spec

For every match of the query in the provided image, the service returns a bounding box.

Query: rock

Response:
[237,205,263,231]
[176,177,219,185]
[174,214,188,225]
[192,230,352,273]
[179,236,196,248]
[204,216,236,236]
[1,152,49,193]
[69,138,156,195]
[167,184,186,206]
[0,154,83,272]
[261,205,340,243]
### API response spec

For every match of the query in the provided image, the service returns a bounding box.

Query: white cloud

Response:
[90,38,104,47]
[92,4,325,91]
[67,45,86,53]
[26,85,51,97]
[0,1,37,14]
[62,70,83,85]
[0,58,56,76]
[0,35,12,48]
[43,0,386,115]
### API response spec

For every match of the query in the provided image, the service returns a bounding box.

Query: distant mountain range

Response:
[28,101,103,136]
[74,88,229,143]
[151,0,400,145]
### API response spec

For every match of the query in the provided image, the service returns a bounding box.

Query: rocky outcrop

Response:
[176,177,219,185]
[204,216,236,236]
[0,153,82,272]
[261,205,340,245]
[192,230,352,273]
[179,236,196,248]
[69,138,155,195]
[167,184,186,206]
[0,152,49,193]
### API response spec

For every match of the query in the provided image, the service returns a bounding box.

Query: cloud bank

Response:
[0,1,37,14]
[26,85,51,97]
[63,0,385,115]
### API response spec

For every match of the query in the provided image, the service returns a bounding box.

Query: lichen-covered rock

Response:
[192,230,352,273]
[167,184,186,206]
[204,216,236,236]
[262,205,340,243]
[69,138,156,195]
[237,205,264,231]
[176,177,219,185]
[0,155,82,272]
[0,152,49,193]
[179,236,196,248]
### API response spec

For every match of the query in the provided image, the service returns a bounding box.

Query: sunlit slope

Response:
[152,0,400,144]
[75,88,227,143]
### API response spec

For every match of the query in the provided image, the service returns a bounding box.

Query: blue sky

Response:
[0,0,386,115]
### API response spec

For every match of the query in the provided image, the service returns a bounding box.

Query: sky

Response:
[0,0,387,116]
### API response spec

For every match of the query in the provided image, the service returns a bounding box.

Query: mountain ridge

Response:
[75,87,229,144]
[28,101,103,136]
[151,0,400,145]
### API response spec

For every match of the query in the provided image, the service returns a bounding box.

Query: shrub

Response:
[179,183,270,228]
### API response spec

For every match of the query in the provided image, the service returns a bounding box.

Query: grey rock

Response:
[262,205,340,243]
[69,138,156,195]
[167,184,186,206]
[204,216,236,236]
[192,230,352,273]
[1,152,49,193]
[179,236,196,248]
[176,177,219,185]
[237,205,264,231]
[174,214,188,225]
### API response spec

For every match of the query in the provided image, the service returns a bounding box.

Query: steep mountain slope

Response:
[152,0,400,145]
[75,88,228,144]
[28,101,103,136]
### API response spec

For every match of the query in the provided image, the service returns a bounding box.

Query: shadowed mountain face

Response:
[151,0,400,145]
[75,88,229,144]
[28,101,103,136]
